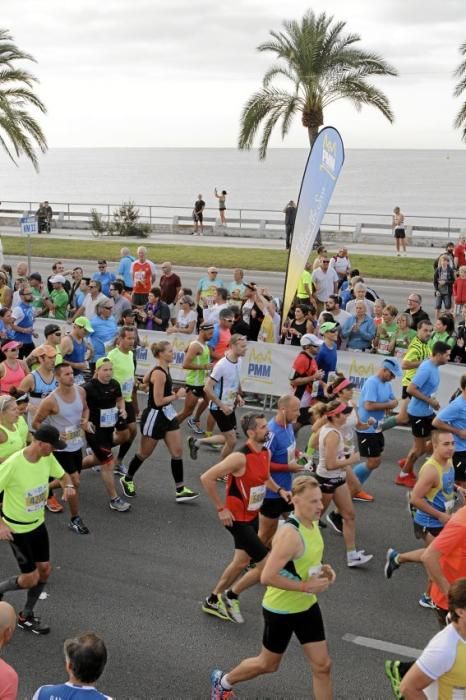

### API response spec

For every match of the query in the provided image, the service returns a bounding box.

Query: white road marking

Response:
[343,633,422,658]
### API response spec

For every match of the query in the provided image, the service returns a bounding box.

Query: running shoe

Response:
[187,417,204,435]
[46,495,63,513]
[91,465,101,473]
[347,551,373,568]
[384,660,402,699]
[114,463,128,476]
[176,487,200,503]
[202,596,231,621]
[17,612,50,635]
[224,595,244,624]
[68,516,90,535]
[210,669,236,699]
[326,511,343,534]
[353,490,374,502]
[120,477,136,498]
[384,548,400,579]
[395,473,417,488]
[419,593,436,609]
[398,458,406,469]
[188,436,199,460]
[109,496,131,512]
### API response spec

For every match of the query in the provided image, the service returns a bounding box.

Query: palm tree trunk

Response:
[307,126,319,149]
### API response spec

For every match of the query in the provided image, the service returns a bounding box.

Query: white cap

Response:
[50,274,66,284]
[300,333,323,347]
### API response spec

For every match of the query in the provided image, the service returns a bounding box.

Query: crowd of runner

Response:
[0,241,465,699]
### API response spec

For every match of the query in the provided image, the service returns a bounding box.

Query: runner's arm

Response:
[200,453,246,523]
[17,374,33,395]
[324,431,360,469]
[31,396,56,431]
[400,665,440,700]
[422,534,456,597]
[406,382,437,408]
[432,415,466,440]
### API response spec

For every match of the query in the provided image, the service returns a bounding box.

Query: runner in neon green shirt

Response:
[108,326,137,475]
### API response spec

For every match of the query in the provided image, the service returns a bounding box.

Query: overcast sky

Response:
[3,0,466,149]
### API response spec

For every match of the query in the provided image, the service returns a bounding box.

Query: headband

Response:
[327,402,348,417]
[333,378,350,395]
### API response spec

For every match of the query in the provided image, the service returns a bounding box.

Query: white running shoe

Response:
[347,550,373,568]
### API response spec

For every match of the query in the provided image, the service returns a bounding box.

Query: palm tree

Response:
[238,10,398,159]
[453,42,466,141]
[0,29,47,170]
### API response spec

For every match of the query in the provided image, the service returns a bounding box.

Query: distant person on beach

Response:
[392,206,407,256]
[283,200,296,249]
[192,194,205,235]
[214,188,227,225]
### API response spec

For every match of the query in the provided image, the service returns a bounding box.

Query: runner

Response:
[120,341,199,503]
[0,426,73,634]
[385,431,456,609]
[0,340,28,395]
[315,400,373,568]
[188,334,247,461]
[396,341,451,487]
[210,476,335,700]
[289,333,324,433]
[433,373,466,487]
[176,322,214,427]
[201,413,291,624]
[32,363,91,535]
[108,327,138,476]
[60,316,94,386]
[81,358,130,512]
[398,320,433,424]
[0,395,29,464]
[25,323,64,369]
[258,395,302,547]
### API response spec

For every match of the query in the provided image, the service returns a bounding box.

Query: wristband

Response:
[216,505,225,512]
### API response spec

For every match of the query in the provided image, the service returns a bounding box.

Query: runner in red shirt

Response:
[200,413,291,624]
[289,334,325,431]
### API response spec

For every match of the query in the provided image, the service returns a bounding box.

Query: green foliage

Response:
[238,10,397,158]
[90,202,149,238]
[453,42,466,141]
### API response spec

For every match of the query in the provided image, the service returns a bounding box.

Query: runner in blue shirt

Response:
[316,321,338,381]
[397,341,451,488]
[433,373,466,487]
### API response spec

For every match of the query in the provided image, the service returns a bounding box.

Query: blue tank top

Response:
[414,458,455,528]
[35,682,110,700]
[64,335,86,375]
[30,370,58,399]
[13,302,34,344]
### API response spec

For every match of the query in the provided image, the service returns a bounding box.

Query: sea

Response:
[0,148,465,224]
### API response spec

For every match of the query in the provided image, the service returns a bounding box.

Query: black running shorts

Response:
[140,406,179,440]
[225,519,268,563]
[9,523,50,573]
[413,522,443,540]
[408,414,434,439]
[54,448,83,475]
[356,432,384,458]
[123,400,136,425]
[85,428,114,465]
[453,451,466,482]
[262,603,326,654]
[210,408,236,433]
[186,385,205,399]
[315,473,347,494]
[260,497,293,519]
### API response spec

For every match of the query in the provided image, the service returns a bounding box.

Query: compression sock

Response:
[171,459,184,489]
[381,415,397,431]
[353,463,372,484]
[0,576,21,597]
[221,675,233,691]
[23,582,46,617]
[117,440,132,461]
[126,454,144,480]
[226,590,239,600]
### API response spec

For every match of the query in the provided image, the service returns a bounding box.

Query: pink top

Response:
[0,361,26,395]
[0,658,18,700]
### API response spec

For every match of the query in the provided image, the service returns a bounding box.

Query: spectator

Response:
[1,265,12,290]
[0,602,18,700]
[46,275,69,320]
[429,314,456,350]
[214,187,227,225]
[405,292,430,328]
[117,247,135,292]
[11,286,36,358]
[319,294,351,327]
[89,300,118,365]
[434,254,455,318]
[159,261,182,323]
[392,206,406,256]
[72,280,107,321]
[433,241,455,269]
[92,260,115,298]
[139,287,170,331]
[346,283,375,317]
[311,245,328,270]
[74,277,90,311]
[256,293,280,343]
[28,272,47,317]
[192,194,206,235]
[341,300,376,351]
[228,269,246,301]
[32,632,109,700]
[109,281,131,323]
[283,200,296,249]
[15,262,28,280]
[195,266,225,308]
[0,272,12,309]
[373,298,385,326]
[11,276,28,308]
[340,274,362,308]
[230,305,250,336]
[0,309,15,341]
[166,295,197,335]
[329,246,351,287]
[203,288,229,324]
[240,283,264,341]
[69,267,83,310]
[451,304,466,364]
[454,235,466,271]
[372,304,398,355]
[131,246,156,307]
[311,256,338,314]
[453,266,466,316]
[282,305,308,346]
[295,261,313,306]
[47,261,71,295]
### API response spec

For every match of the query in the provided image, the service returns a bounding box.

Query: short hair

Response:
[448,577,466,622]
[431,340,451,356]
[150,287,161,298]
[240,413,265,436]
[411,293,422,304]
[64,632,108,684]
[229,333,246,347]
[219,307,234,320]
[431,429,453,446]
[460,373,466,391]
[292,475,320,495]
[111,280,124,294]
[54,362,72,374]
[118,325,135,338]
[91,280,102,292]
[354,283,367,293]
[73,267,83,273]
[384,304,398,318]
[277,395,299,409]
[417,319,431,331]
[216,288,228,302]
[82,277,91,285]
[229,305,241,318]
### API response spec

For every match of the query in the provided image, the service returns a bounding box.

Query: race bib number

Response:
[135,271,145,283]
[451,688,466,700]
[247,484,266,512]
[63,425,82,448]
[378,338,390,355]
[287,442,296,464]
[445,497,455,513]
[25,484,48,512]
[162,404,177,421]
[100,407,118,427]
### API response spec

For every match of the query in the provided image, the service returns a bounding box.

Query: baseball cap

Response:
[34,425,66,450]
[300,333,323,347]
[50,274,66,284]
[96,357,111,370]
[33,344,57,359]
[320,321,339,334]
[44,324,61,337]
[383,357,402,377]
[74,316,94,333]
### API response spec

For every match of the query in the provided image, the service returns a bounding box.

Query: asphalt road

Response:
[0,417,443,700]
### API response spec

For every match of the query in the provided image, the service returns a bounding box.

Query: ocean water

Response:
[0,148,465,223]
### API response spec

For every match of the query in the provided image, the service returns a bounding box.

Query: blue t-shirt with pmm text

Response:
[408,359,440,417]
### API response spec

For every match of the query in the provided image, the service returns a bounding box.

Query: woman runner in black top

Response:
[121,341,199,503]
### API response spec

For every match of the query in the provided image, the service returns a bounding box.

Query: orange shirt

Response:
[132,261,153,294]
[430,505,466,610]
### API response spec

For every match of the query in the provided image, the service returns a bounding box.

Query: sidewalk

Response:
[0,225,441,259]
